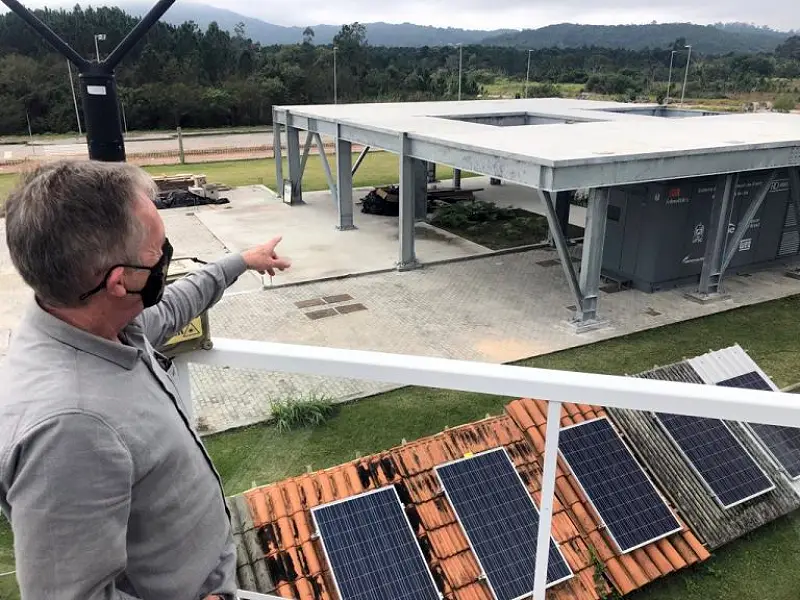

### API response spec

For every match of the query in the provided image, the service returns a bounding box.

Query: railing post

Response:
[533,400,562,600]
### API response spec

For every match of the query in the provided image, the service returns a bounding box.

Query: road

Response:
[0,131,299,162]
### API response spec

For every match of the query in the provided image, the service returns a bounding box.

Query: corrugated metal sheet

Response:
[606,347,800,550]
[232,403,709,600]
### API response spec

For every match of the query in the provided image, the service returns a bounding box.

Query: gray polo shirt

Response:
[0,254,247,600]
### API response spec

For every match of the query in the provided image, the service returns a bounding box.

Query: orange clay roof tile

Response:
[239,401,709,600]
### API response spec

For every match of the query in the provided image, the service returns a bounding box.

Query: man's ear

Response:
[105,266,128,299]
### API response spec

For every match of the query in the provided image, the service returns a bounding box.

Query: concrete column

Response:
[336,137,355,230]
[398,134,419,270]
[453,168,462,190]
[576,188,610,323]
[285,126,303,205]
[697,174,735,296]
[273,119,284,200]
[414,158,428,221]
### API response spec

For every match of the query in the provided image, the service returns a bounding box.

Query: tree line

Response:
[0,6,798,136]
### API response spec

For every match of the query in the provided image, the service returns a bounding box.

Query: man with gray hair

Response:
[0,160,291,600]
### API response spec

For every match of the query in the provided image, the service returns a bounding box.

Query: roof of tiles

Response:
[237,399,710,600]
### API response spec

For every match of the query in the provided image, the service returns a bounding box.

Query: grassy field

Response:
[482,77,584,98]
[0,516,14,600]
[1,295,800,599]
[0,153,471,210]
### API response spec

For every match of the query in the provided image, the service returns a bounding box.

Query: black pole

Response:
[80,65,125,162]
[105,0,177,69]
[0,0,177,163]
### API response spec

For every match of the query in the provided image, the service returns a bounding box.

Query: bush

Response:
[272,395,336,432]
[774,94,798,112]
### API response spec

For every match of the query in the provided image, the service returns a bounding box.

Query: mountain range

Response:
[124,2,794,53]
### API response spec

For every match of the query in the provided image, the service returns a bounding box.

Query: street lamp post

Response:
[94,33,106,62]
[67,59,82,137]
[457,43,463,101]
[333,46,338,104]
[525,49,533,98]
[665,50,677,105]
[680,44,693,107]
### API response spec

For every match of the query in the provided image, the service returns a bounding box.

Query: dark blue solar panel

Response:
[312,487,440,600]
[656,413,774,508]
[718,372,800,480]
[559,418,682,553]
[436,449,572,600]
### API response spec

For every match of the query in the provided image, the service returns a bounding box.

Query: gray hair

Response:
[5,159,157,308]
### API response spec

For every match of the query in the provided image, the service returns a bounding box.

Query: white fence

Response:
[177,338,800,600]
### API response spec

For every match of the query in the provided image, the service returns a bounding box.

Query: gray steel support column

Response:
[273,119,284,199]
[336,135,355,231]
[314,133,338,203]
[414,158,428,221]
[398,134,419,270]
[698,174,735,296]
[285,126,303,204]
[299,132,314,180]
[576,188,610,323]
[426,161,437,184]
[351,145,370,177]
[548,191,572,246]
[453,168,462,190]
[490,177,502,186]
[719,170,778,278]
[539,190,583,312]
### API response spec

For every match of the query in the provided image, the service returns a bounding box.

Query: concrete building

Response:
[272,99,800,329]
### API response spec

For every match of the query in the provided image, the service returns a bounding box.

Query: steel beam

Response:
[720,170,778,277]
[336,135,355,231]
[273,115,284,199]
[539,190,583,312]
[453,168,462,190]
[351,146,370,177]
[285,126,303,204]
[398,134,419,270]
[426,161,437,184]
[314,133,338,203]
[299,132,314,179]
[533,400,562,600]
[698,174,735,295]
[576,188,610,323]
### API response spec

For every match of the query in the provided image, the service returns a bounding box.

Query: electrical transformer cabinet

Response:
[602,168,797,292]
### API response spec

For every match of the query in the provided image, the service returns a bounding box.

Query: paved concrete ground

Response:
[190,247,800,432]
[3,182,800,434]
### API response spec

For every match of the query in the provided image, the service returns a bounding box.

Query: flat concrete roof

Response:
[275,99,800,191]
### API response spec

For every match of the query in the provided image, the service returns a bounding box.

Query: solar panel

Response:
[436,448,573,600]
[559,418,683,553]
[311,487,441,600]
[718,372,800,480]
[655,413,774,508]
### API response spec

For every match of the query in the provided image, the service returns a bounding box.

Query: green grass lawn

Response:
[0,516,15,600]
[0,153,471,210]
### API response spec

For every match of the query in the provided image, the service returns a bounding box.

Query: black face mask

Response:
[80,239,174,308]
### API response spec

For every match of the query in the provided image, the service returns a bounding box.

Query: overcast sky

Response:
[7,0,800,31]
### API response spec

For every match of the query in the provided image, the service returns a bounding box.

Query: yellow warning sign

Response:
[166,317,204,345]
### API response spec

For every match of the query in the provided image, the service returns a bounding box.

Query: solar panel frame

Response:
[716,371,800,481]
[653,413,775,509]
[559,417,683,554]
[435,447,574,600]
[311,486,442,600]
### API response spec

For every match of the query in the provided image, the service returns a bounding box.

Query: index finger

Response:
[265,236,283,253]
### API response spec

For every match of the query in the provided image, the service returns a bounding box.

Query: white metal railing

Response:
[179,338,800,600]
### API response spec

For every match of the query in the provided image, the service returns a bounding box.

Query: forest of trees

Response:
[0,6,798,136]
